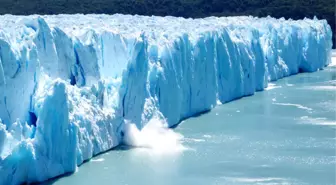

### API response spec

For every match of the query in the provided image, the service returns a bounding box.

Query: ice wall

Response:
[0,14,333,184]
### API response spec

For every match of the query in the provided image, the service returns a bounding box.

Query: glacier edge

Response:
[0,14,333,185]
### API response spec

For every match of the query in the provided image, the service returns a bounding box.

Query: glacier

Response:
[0,14,332,184]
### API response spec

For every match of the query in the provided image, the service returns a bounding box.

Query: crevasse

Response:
[0,14,332,184]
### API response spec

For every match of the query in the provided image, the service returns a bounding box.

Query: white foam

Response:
[329,58,336,66]
[273,103,313,111]
[122,118,186,155]
[299,116,336,126]
[329,50,336,66]
[265,83,282,90]
[223,177,287,183]
[185,138,205,143]
[91,158,105,162]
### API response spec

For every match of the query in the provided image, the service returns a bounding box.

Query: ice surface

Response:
[0,14,332,184]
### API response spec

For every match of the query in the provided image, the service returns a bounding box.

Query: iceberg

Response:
[0,14,332,184]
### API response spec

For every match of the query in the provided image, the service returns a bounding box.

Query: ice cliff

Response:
[0,14,332,184]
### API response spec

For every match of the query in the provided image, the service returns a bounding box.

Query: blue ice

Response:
[0,14,332,184]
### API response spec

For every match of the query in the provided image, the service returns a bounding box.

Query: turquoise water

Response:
[44,64,336,185]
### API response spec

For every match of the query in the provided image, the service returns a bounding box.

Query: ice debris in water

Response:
[0,14,333,184]
[123,118,186,155]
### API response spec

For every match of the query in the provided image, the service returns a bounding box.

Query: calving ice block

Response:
[0,14,332,184]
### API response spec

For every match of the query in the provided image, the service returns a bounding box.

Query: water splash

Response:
[265,83,282,90]
[122,118,187,155]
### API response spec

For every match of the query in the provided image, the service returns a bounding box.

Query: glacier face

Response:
[0,14,332,184]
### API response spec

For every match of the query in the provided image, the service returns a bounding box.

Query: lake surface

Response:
[44,63,336,185]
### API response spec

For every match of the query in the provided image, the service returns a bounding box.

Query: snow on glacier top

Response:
[0,14,330,46]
